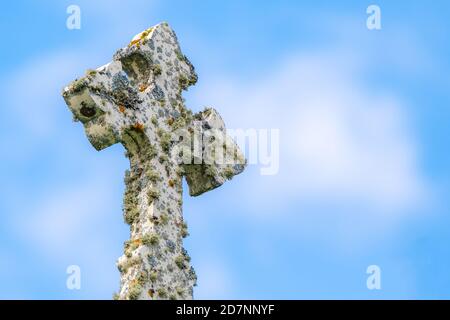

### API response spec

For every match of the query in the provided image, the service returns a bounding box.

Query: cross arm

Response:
[179,108,246,196]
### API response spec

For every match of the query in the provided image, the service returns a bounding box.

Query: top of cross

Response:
[62,22,246,196]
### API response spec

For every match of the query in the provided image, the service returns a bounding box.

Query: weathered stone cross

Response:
[62,22,246,300]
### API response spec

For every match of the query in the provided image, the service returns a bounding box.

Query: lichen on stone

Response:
[118,256,142,273]
[142,233,159,246]
[128,282,143,300]
[157,287,167,298]
[147,187,160,204]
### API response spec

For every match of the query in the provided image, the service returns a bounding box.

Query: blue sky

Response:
[0,0,449,299]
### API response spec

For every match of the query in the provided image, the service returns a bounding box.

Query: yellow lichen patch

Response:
[168,179,175,188]
[128,27,154,48]
[132,238,142,247]
[167,118,174,126]
[128,38,142,48]
[140,27,153,42]
[86,69,97,77]
[140,27,154,39]
[139,84,148,92]
[118,105,126,113]
[133,122,145,131]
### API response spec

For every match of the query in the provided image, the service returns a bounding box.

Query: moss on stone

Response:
[70,77,88,94]
[178,75,189,91]
[175,49,185,62]
[175,255,186,269]
[137,271,148,286]
[171,116,187,131]
[176,287,184,297]
[159,154,169,163]
[151,64,162,76]
[146,167,160,183]
[175,167,185,177]
[160,213,169,225]
[86,69,97,77]
[205,165,218,177]
[142,233,159,246]
[147,187,160,204]
[156,130,171,153]
[149,271,158,282]
[124,206,139,225]
[157,287,167,298]
[128,283,142,300]
[146,143,158,159]
[178,72,197,91]
[124,239,141,256]
[181,222,189,238]
[223,166,235,180]
[118,256,141,273]
[151,115,158,126]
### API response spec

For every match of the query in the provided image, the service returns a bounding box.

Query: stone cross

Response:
[62,22,246,300]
